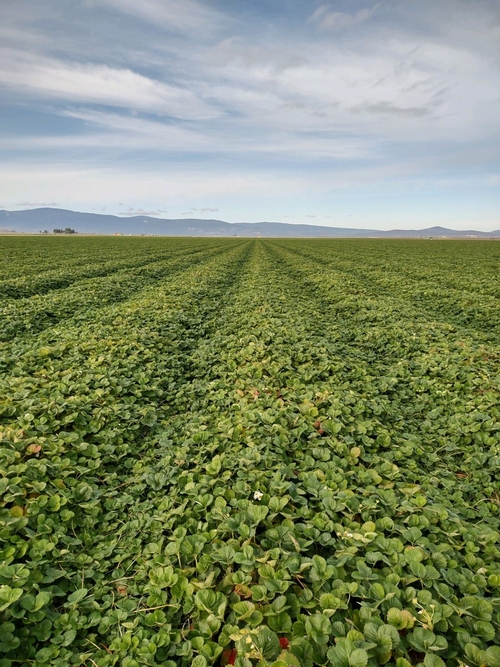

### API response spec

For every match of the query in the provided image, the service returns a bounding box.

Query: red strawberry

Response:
[222,649,237,666]
[279,637,290,650]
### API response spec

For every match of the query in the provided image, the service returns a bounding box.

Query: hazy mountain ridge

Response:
[1,208,499,238]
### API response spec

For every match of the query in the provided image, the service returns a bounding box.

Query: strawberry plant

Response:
[0,237,499,667]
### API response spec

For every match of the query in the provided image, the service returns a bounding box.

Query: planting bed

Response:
[0,237,499,667]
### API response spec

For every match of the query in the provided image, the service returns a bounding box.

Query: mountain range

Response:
[1,208,499,238]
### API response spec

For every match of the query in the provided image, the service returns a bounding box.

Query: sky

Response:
[0,0,499,230]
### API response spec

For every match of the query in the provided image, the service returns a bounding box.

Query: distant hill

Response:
[1,208,499,238]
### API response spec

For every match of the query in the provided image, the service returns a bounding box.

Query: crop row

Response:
[0,237,228,299]
[280,240,500,301]
[1,240,253,665]
[0,241,237,341]
[277,240,500,340]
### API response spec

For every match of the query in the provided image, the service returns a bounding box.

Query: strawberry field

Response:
[1,236,500,667]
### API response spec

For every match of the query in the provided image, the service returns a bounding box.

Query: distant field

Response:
[1,237,500,667]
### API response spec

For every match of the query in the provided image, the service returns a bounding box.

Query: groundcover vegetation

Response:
[1,237,499,667]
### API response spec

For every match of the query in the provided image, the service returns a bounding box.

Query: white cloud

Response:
[100,0,226,35]
[0,49,217,119]
[200,31,500,143]
[309,4,378,31]
[15,201,59,207]
[187,207,219,213]
[121,207,169,217]
[61,109,213,149]
[0,163,322,206]
[1,107,375,161]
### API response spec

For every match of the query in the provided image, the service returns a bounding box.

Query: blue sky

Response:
[0,0,499,229]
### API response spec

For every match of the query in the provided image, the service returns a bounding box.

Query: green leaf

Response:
[233,601,256,620]
[290,638,314,667]
[10,506,24,518]
[195,589,217,613]
[269,595,288,614]
[396,660,412,667]
[251,585,268,602]
[465,643,487,667]
[423,655,445,667]
[67,588,88,605]
[0,586,23,612]
[34,591,52,610]
[349,649,368,667]
[327,638,353,667]
[20,594,36,611]
[377,624,400,649]
[387,608,405,629]
[319,593,342,612]
[305,613,331,644]
[369,583,385,600]
[430,636,448,652]
[276,651,301,667]
[246,503,269,524]
[486,647,500,667]
[61,629,77,646]
[410,562,427,580]
[268,612,292,633]
[199,642,223,661]
[253,627,281,661]
[205,456,222,476]
[32,618,52,641]
[47,494,61,511]
[409,628,436,652]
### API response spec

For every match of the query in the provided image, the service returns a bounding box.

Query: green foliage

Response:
[0,237,499,666]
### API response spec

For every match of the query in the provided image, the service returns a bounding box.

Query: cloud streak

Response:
[15,201,59,207]
[0,49,217,119]
[309,4,379,31]
[100,0,227,36]
[121,207,169,217]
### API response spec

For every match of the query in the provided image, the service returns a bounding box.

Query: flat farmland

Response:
[1,237,500,667]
